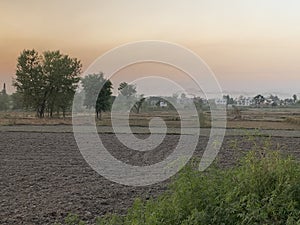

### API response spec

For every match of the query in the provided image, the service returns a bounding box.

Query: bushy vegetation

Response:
[13,49,82,118]
[59,148,300,225]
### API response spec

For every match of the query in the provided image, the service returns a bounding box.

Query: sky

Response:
[0,0,300,97]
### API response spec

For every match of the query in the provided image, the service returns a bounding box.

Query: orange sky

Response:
[0,0,299,96]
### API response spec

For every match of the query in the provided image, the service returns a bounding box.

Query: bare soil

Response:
[0,132,299,225]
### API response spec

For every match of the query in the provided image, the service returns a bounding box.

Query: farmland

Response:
[0,107,299,224]
[0,128,299,224]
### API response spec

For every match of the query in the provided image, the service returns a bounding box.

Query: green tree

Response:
[11,92,23,110]
[81,73,113,120]
[13,49,81,117]
[133,96,145,114]
[43,50,81,117]
[223,94,235,105]
[118,82,136,97]
[0,93,9,111]
[293,94,297,103]
[254,94,265,107]
[13,49,45,116]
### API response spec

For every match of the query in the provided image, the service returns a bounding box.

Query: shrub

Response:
[97,150,300,225]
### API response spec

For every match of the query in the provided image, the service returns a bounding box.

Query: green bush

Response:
[97,150,300,225]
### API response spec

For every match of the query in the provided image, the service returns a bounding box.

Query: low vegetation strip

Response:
[61,150,300,225]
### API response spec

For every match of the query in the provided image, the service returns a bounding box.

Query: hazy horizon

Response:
[1,0,299,96]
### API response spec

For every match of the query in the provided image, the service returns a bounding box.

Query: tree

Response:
[181,93,186,99]
[223,95,235,105]
[293,94,297,103]
[13,49,45,116]
[254,94,265,107]
[13,49,81,117]
[43,50,81,117]
[0,93,9,111]
[0,83,9,111]
[133,96,145,114]
[118,82,136,97]
[193,97,204,111]
[81,73,113,120]
[11,92,23,110]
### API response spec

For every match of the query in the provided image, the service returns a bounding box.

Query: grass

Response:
[96,151,300,225]
[56,140,300,225]
[0,111,72,126]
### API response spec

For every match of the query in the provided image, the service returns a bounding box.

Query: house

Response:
[236,96,253,107]
[215,98,227,105]
[147,96,168,108]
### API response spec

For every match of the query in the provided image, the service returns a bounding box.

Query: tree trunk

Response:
[63,109,66,118]
[50,108,53,118]
[39,108,44,118]
[96,110,102,120]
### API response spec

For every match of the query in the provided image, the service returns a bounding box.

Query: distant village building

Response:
[147,96,169,108]
[235,96,253,107]
[214,98,227,105]
[159,101,168,107]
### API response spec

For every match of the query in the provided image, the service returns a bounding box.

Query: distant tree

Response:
[118,82,136,97]
[133,96,146,114]
[271,101,278,107]
[13,49,45,116]
[43,50,81,117]
[11,92,23,110]
[254,94,265,107]
[223,95,235,105]
[0,92,9,111]
[81,73,113,120]
[193,97,204,110]
[13,49,81,117]
[293,94,297,103]
[181,93,186,99]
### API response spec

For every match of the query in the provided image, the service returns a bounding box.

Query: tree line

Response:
[1,49,299,117]
[13,49,81,117]
[4,49,143,118]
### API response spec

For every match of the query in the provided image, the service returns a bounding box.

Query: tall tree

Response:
[118,82,136,97]
[13,49,81,117]
[81,73,113,120]
[13,49,45,116]
[43,50,81,117]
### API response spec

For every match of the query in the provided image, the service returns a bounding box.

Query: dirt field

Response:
[0,131,299,225]
[1,108,300,130]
